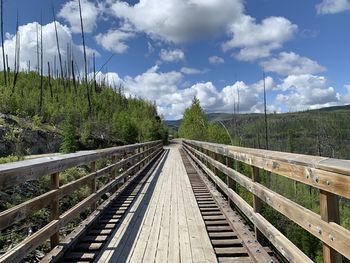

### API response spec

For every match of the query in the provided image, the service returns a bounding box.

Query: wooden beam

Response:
[0,141,162,189]
[183,146,313,263]
[251,166,263,243]
[225,157,234,208]
[50,172,60,249]
[90,161,97,211]
[320,190,342,263]
[183,140,350,199]
[183,143,350,260]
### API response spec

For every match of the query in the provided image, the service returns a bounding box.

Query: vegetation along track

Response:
[44,149,165,263]
[180,148,278,263]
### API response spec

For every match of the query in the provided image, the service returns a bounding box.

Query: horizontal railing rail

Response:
[183,139,350,263]
[0,141,163,263]
[0,140,161,190]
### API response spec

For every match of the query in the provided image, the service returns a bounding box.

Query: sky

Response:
[2,0,350,120]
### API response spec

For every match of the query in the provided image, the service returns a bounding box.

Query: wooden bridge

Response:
[0,140,350,263]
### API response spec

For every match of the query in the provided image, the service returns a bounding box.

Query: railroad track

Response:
[180,149,277,263]
[45,149,165,263]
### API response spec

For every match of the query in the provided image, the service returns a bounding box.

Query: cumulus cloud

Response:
[316,0,350,14]
[107,0,244,43]
[115,65,274,119]
[160,49,185,62]
[0,21,97,74]
[209,56,225,64]
[180,67,206,75]
[223,16,298,61]
[275,74,340,111]
[88,72,122,87]
[96,29,135,53]
[104,0,297,61]
[58,0,102,33]
[261,52,326,76]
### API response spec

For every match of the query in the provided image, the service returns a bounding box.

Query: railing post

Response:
[320,190,342,263]
[111,155,116,180]
[226,157,234,208]
[50,172,60,249]
[251,166,264,243]
[90,161,96,210]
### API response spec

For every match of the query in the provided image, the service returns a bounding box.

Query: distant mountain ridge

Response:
[166,104,350,129]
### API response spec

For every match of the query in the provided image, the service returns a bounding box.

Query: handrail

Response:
[183,139,350,263]
[0,141,163,263]
[0,140,161,189]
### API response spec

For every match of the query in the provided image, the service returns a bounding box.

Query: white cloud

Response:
[261,52,326,76]
[160,49,185,62]
[116,65,274,119]
[316,0,350,14]
[180,67,206,75]
[209,56,225,64]
[275,74,340,110]
[123,65,183,101]
[107,0,244,43]
[223,16,298,61]
[58,0,102,33]
[89,72,122,87]
[0,21,97,74]
[96,29,135,54]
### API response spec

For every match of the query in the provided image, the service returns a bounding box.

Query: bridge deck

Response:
[95,143,217,263]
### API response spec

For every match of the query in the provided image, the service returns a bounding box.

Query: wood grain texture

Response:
[184,143,350,260]
[184,140,350,199]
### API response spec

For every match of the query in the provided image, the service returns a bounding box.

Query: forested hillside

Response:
[0,71,168,157]
[171,105,350,159]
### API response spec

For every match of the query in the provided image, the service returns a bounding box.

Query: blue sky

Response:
[2,0,350,119]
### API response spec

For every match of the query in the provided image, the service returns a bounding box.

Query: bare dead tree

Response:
[48,61,53,99]
[36,23,39,73]
[39,14,44,112]
[52,5,65,92]
[54,55,57,79]
[12,10,20,93]
[263,71,269,150]
[93,52,97,93]
[5,53,9,83]
[78,0,92,113]
[71,59,77,98]
[1,0,6,85]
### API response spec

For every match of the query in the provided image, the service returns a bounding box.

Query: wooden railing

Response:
[183,139,350,263]
[0,140,163,262]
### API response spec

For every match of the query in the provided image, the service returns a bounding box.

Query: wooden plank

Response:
[185,150,273,263]
[128,151,168,262]
[183,140,350,199]
[90,161,97,211]
[0,141,161,189]
[0,220,59,263]
[184,143,350,260]
[251,166,264,243]
[95,148,165,262]
[50,172,60,249]
[0,146,162,232]
[184,145,313,263]
[40,151,163,263]
[320,190,342,263]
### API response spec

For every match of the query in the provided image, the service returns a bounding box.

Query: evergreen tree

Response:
[60,113,78,153]
[178,97,208,140]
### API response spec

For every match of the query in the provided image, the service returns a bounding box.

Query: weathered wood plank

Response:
[184,143,350,260]
[0,146,162,232]
[184,140,350,199]
[0,141,161,189]
[184,145,313,263]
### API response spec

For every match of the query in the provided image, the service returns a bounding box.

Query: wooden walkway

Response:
[95,143,217,263]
